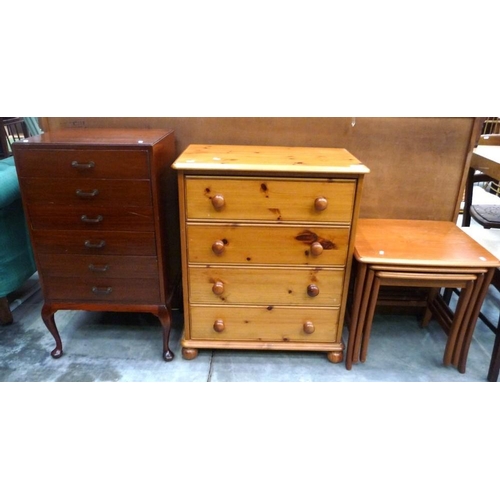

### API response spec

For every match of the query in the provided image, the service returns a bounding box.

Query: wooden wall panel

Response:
[42,117,478,221]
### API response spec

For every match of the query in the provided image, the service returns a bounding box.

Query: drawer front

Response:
[187,224,350,265]
[37,254,158,279]
[32,230,157,256]
[20,178,152,207]
[189,266,344,306]
[189,306,340,342]
[185,177,356,222]
[28,205,155,231]
[43,276,160,303]
[15,149,150,179]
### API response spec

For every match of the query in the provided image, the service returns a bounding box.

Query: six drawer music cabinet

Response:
[12,128,180,361]
[172,144,370,362]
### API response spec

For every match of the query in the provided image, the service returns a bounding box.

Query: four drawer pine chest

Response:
[172,144,369,362]
[12,129,180,361]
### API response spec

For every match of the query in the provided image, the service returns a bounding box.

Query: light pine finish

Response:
[185,176,356,222]
[174,144,369,361]
[346,219,500,373]
[12,129,180,361]
[188,266,345,306]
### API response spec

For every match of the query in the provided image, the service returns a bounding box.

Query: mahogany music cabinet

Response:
[12,128,180,361]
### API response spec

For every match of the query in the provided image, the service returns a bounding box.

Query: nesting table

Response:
[345,219,500,373]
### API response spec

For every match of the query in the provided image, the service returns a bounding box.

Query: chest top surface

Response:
[172,144,369,174]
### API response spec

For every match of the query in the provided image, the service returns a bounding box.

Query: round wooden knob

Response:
[314,197,328,211]
[212,240,225,255]
[310,242,323,256]
[213,319,225,332]
[212,281,225,295]
[211,194,225,210]
[307,284,320,297]
[303,321,315,334]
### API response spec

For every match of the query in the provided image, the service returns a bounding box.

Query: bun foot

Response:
[163,349,175,362]
[51,348,63,359]
[327,351,343,364]
[182,347,198,360]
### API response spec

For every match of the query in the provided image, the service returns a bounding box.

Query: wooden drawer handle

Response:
[310,242,323,256]
[211,194,225,210]
[212,240,226,255]
[314,197,328,211]
[303,321,315,334]
[84,239,106,249]
[76,189,99,198]
[307,284,320,297]
[213,319,225,332]
[88,264,110,273]
[72,161,95,170]
[81,215,103,224]
[91,286,113,295]
[212,281,225,295]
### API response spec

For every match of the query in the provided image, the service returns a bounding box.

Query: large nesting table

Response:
[345,219,500,373]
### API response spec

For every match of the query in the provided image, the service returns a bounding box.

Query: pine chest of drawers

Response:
[12,129,180,361]
[172,144,369,362]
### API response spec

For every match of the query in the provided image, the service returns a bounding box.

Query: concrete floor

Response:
[1,269,498,382]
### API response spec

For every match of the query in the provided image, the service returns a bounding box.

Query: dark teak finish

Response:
[12,129,179,361]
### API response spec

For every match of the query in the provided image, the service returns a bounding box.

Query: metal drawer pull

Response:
[88,264,110,272]
[81,215,103,223]
[76,189,99,198]
[91,286,113,295]
[84,240,106,249]
[71,161,95,170]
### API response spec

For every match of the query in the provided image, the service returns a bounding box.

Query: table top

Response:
[172,144,370,174]
[471,145,500,180]
[354,219,500,268]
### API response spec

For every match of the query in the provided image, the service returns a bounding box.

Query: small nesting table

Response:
[345,219,500,373]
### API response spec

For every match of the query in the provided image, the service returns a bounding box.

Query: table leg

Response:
[360,274,382,363]
[345,261,367,370]
[352,267,375,365]
[457,268,495,373]
[442,279,476,366]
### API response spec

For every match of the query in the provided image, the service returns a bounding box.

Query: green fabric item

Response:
[0,156,20,209]
[0,198,36,297]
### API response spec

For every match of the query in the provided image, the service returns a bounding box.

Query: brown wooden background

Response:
[40,117,481,222]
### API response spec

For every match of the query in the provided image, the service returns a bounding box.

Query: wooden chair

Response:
[462,134,500,229]
[0,118,29,158]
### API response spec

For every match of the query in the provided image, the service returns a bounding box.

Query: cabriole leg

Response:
[156,305,174,362]
[41,304,63,358]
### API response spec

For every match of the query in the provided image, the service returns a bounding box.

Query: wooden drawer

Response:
[188,266,344,306]
[14,149,150,179]
[32,230,157,256]
[185,176,356,222]
[27,205,154,231]
[19,178,152,207]
[37,254,158,279]
[187,224,350,265]
[43,276,160,303]
[189,305,340,342]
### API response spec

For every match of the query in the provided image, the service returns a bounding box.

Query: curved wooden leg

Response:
[41,304,63,358]
[182,347,199,360]
[156,305,174,362]
[327,351,343,363]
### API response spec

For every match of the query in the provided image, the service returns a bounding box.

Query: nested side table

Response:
[346,219,499,373]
